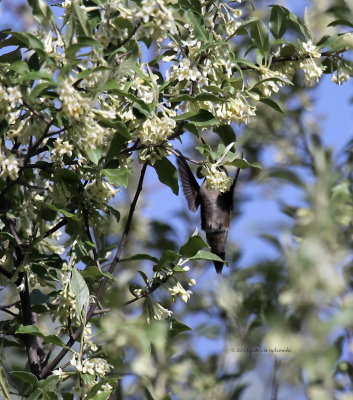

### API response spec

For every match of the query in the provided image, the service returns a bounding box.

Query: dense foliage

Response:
[0,0,353,398]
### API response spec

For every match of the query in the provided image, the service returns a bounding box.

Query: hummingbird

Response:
[176,153,240,274]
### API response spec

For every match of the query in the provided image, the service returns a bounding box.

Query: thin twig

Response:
[39,163,148,379]
[43,219,68,239]
[0,266,13,279]
[0,306,18,317]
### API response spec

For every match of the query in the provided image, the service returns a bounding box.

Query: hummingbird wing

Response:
[176,155,200,212]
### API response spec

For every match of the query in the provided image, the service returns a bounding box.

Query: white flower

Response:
[86,179,118,203]
[302,40,321,58]
[52,138,73,164]
[137,114,176,145]
[170,58,201,82]
[7,86,23,108]
[0,153,20,180]
[201,163,232,193]
[169,282,193,303]
[58,80,90,120]
[207,93,256,125]
[259,67,290,97]
[299,59,325,86]
[331,67,350,85]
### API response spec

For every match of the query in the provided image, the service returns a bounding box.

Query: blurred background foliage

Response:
[1,0,353,399]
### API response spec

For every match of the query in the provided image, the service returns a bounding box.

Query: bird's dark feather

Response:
[176,156,200,212]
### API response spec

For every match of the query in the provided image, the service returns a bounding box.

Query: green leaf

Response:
[8,32,44,52]
[223,158,263,169]
[86,147,103,165]
[169,318,192,337]
[55,168,81,184]
[328,19,353,28]
[157,250,179,268]
[27,0,53,24]
[37,375,61,391]
[30,289,49,306]
[287,9,309,38]
[105,132,129,163]
[189,250,224,262]
[16,325,67,347]
[178,0,201,14]
[30,82,55,98]
[260,98,284,113]
[266,168,303,186]
[71,2,92,36]
[81,266,113,280]
[153,158,179,195]
[11,371,38,386]
[0,365,10,400]
[187,11,210,42]
[179,235,208,258]
[175,109,219,126]
[66,37,101,60]
[105,205,121,222]
[214,125,237,146]
[270,5,287,39]
[144,387,156,400]
[250,20,270,56]
[120,254,159,263]
[71,268,90,323]
[101,167,129,188]
[0,48,22,63]
[170,93,226,103]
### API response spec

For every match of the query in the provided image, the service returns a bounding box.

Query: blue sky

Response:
[0,1,352,398]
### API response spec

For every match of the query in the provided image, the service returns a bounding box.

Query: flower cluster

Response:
[169,281,193,303]
[201,163,232,193]
[58,79,90,120]
[0,84,22,119]
[301,40,321,58]
[144,295,173,323]
[70,355,112,378]
[135,0,176,42]
[331,65,350,85]
[207,94,256,125]
[131,77,155,104]
[52,137,74,165]
[137,114,176,145]
[85,179,118,204]
[0,152,20,181]
[52,263,78,324]
[299,58,326,87]
[170,58,202,83]
[259,67,290,97]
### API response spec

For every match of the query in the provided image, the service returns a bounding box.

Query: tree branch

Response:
[39,163,148,379]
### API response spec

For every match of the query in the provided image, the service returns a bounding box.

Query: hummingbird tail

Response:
[206,231,228,274]
[214,254,225,274]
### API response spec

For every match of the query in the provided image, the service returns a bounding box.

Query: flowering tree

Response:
[1,0,353,398]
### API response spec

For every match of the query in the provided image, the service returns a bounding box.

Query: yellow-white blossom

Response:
[58,80,90,120]
[0,153,21,180]
[52,138,73,164]
[137,114,176,145]
[7,86,22,108]
[207,94,256,125]
[170,58,201,82]
[299,59,325,87]
[71,355,112,378]
[201,163,232,193]
[169,282,193,303]
[332,67,350,85]
[86,179,118,203]
[301,40,321,58]
[259,67,290,97]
